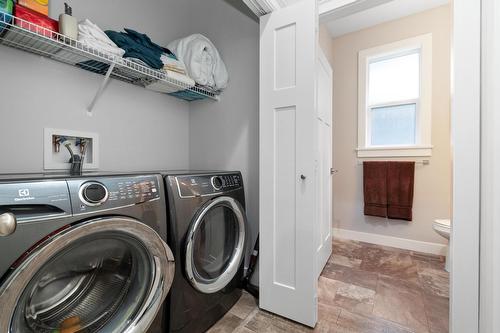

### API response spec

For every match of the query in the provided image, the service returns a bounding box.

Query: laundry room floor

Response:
[208,239,449,333]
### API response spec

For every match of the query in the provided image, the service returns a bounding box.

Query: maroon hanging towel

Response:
[387,161,415,221]
[363,162,388,218]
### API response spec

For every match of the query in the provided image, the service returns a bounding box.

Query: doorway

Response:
[318,0,481,332]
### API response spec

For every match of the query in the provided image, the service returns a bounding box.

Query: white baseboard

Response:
[332,228,447,256]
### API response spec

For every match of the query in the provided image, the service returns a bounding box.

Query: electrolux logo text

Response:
[18,189,30,197]
[15,188,35,202]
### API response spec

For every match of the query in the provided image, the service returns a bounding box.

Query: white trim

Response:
[368,98,419,109]
[319,0,357,17]
[357,34,433,158]
[356,145,433,158]
[332,227,447,256]
[318,0,393,22]
[480,0,500,331]
[451,0,481,332]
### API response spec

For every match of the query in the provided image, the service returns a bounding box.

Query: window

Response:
[357,34,433,157]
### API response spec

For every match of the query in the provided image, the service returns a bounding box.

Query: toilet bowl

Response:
[433,219,451,272]
[433,219,451,239]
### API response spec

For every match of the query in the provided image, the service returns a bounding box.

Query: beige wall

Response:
[327,5,452,245]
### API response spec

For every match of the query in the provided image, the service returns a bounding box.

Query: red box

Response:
[14,4,58,38]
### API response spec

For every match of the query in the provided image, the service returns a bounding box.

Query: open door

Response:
[259,0,318,327]
[315,48,333,277]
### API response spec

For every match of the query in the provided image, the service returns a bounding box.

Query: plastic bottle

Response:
[59,3,77,40]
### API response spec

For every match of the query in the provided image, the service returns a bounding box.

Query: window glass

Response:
[370,103,416,146]
[368,51,420,105]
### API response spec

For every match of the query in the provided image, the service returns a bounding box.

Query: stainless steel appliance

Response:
[0,173,175,333]
[162,171,247,333]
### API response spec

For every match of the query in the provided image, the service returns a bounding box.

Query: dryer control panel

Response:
[175,173,242,198]
[68,175,161,213]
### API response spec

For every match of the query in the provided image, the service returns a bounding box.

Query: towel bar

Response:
[357,160,430,165]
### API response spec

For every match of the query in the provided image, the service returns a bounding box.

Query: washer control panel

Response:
[176,173,242,198]
[211,174,242,190]
[69,175,161,213]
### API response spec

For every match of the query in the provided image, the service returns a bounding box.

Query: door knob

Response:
[300,175,306,180]
[0,212,17,236]
[330,168,338,175]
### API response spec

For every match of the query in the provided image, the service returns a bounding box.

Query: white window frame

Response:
[357,34,433,158]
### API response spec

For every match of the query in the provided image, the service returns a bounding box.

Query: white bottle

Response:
[59,3,77,40]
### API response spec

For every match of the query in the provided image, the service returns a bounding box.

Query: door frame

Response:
[450,1,481,332]
[319,1,482,332]
[479,0,500,331]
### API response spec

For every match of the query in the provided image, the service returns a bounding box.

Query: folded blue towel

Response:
[124,28,164,54]
[105,29,166,69]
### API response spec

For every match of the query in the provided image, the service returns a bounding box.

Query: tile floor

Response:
[208,238,449,333]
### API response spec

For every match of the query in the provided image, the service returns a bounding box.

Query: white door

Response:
[259,0,318,327]
[315,49,333,277]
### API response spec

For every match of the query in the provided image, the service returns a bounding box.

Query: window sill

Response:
[356,145,433,158]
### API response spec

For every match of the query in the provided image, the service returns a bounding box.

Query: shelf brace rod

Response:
[87,63,116,116]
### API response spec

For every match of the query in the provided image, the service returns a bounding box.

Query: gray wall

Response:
[0,0,193,173]
[0,0,260,269]
[187,0,260,264]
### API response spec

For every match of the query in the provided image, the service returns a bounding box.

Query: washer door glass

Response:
[185,196,246,294]
[0,217,174,333]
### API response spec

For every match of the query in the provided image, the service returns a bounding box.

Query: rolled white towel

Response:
[167,34,228,90]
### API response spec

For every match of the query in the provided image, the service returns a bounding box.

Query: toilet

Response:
[433,219,451,272]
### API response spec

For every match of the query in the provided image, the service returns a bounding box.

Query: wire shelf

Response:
[0,14,220,102]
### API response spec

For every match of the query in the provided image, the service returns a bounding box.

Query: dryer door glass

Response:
[0,217,174,333]
[185,196,246,294]
[193,205,238,280]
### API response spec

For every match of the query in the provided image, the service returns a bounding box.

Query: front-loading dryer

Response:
[0,173,175,333]
[162,171,247,333]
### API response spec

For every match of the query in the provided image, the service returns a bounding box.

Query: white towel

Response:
[78,19,125,58]
[167,34,228,90]
[146,70,195,94]
[161,54,188,74]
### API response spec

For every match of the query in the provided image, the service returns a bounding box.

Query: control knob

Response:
[80,182,109,206]
[211,176,223,190]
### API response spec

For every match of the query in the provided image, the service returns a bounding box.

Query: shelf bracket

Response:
[87,63,116,116]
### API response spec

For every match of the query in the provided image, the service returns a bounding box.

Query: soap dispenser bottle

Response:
[59,3,77,40]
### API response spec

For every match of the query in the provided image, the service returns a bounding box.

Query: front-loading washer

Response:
[0,173,175,333]
[162,171,247,333]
